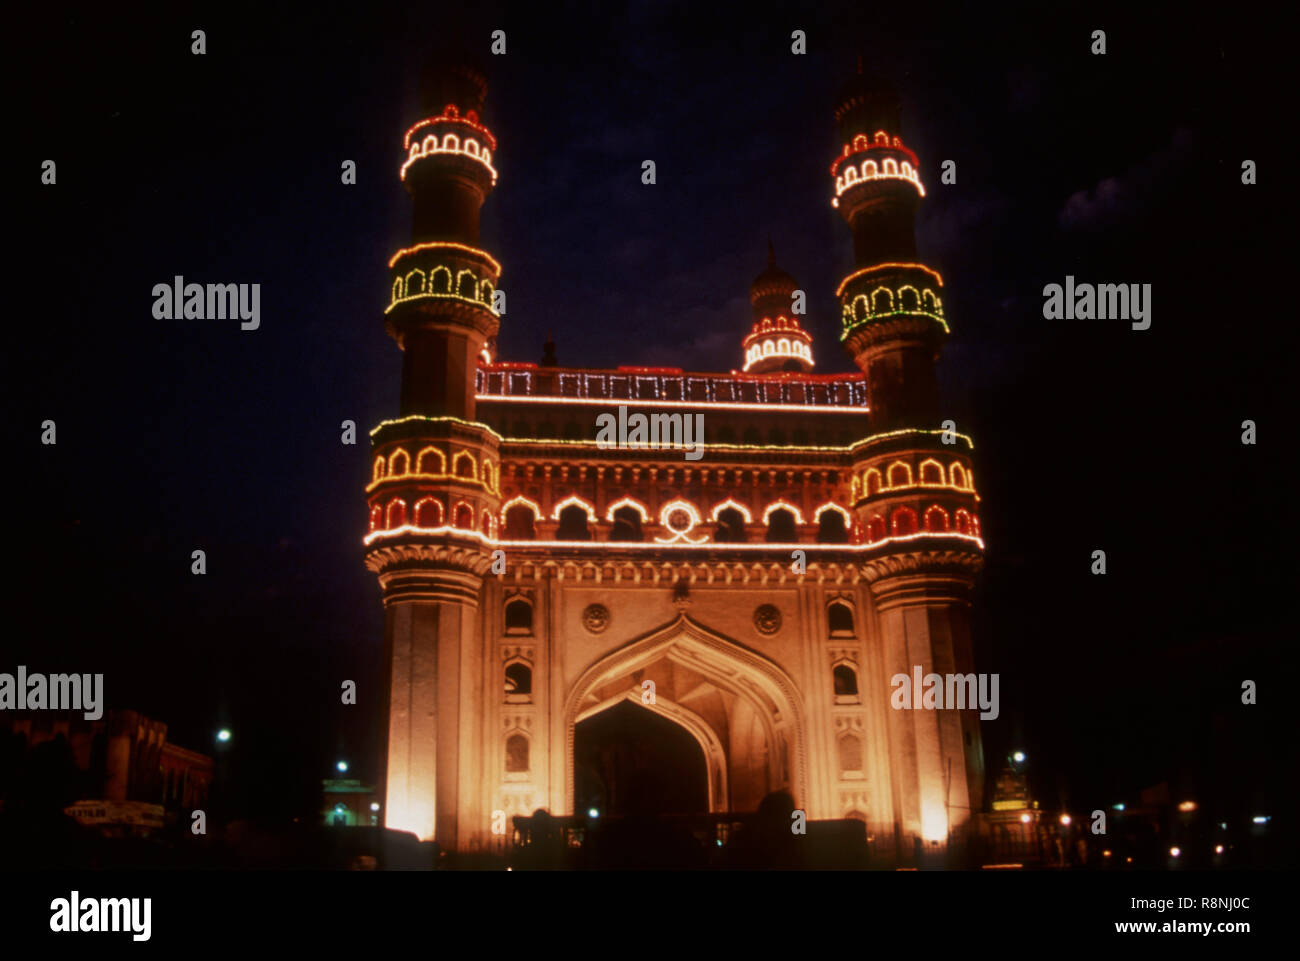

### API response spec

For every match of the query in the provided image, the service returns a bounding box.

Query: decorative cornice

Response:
[370,415,503,448]
[842,313,943,351]
[861,548,983,583]
[365,541,493,578]
[500,559,866,586]
[847,427,975,456]
[384,297,499,346]
[862,552,982,613]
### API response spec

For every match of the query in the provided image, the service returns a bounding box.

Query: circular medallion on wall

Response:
[582,603,610,634]
[754,604,782,635]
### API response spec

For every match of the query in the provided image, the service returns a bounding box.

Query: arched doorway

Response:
[563,614,806,817]
[574,700,708,817]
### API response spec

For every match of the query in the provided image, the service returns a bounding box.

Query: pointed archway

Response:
[575,699,710,817]
[563,613,806,816]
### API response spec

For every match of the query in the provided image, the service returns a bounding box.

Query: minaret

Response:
[833,65,986,860]
[364,59,503,848]
[742,242,815,374]
[390,60,501,416]
[832,65,939,431]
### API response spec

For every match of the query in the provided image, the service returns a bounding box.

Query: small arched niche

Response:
[505,597,533,635]
[556,504,592,541]
[505,733,530,778]
[828,601,855,636]
[833,663,860,704]
[765,508,797,543]
[505,661,532,702]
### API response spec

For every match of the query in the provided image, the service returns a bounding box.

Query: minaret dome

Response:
[742,241,815,374]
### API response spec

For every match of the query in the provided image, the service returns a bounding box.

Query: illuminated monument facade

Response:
[364,61,986,862]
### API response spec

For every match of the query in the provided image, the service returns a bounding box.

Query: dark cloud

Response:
[1058,127,1197,231]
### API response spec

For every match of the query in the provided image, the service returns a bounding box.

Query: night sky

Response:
[11,2,1295,827]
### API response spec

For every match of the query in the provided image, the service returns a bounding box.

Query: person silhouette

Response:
[723,790,805,869]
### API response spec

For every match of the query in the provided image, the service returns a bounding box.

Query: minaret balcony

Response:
[386,241,501,318]
[831,137,925,209]
[838,262,947,342]
[400,110,498,187]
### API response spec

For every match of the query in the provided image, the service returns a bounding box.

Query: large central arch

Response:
[562,613,807,816]
[575,696,715,814]
[576,689,728,812]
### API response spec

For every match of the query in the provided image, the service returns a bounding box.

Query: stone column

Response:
[867,556,984,858]
[372,552,487,847]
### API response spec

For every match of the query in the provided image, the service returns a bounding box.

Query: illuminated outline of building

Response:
[364,59,985,862]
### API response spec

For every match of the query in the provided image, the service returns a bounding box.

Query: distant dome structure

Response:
[742,241,815,374]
